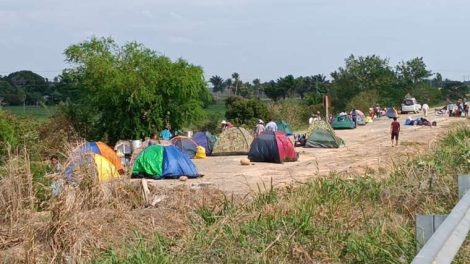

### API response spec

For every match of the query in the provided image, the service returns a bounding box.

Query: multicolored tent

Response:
[212,127,254,156]
[192,131,217,155]
[386,107,399,118]
[305,120,344,148]
[65,141,122,182]
[132,145,200,179]
[248,132,298,163]
[171,136,198,159]
[276,120,293,136]
[331,115,356,129]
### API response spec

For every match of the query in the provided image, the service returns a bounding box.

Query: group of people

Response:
[254,119,278,136]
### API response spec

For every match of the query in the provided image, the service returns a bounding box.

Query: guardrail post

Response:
[458,175,470,199]
[416,215,447,251]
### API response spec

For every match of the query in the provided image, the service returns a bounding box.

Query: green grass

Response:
[92,123,470,263]
[1,105,57,121]
[204,101,226,117]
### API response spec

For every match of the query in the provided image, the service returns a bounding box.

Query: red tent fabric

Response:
[275,132,298,162]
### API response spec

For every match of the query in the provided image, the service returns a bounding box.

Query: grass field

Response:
[1,105,57,121]
[205,101,226,117]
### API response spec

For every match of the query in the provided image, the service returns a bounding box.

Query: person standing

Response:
[351,108,357,127]
[422,103,429,117]
[255,119,265,136]
[390,117,400,147]
[308,114,315,125]
[465,102,469,117]
[265,119,277,132]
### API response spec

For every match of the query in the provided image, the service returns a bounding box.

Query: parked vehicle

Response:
[401,97,421,114]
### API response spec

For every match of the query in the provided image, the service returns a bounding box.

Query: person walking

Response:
[422,103,429,117]
[390,117,400,147]
[255,119,265,136]
[351,108,358,127]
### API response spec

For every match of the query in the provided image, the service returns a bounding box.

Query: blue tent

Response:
[132,145,200,179]
[192,131,216,155]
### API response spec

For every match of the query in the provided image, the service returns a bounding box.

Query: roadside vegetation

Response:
[1,110,467,263]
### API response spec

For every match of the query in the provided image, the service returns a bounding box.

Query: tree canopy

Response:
[63,37,211,143]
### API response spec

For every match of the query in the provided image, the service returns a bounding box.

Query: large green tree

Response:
[63,37,211,143]
[330,55,397,109]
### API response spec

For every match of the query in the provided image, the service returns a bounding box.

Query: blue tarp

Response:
[162,145,199,178]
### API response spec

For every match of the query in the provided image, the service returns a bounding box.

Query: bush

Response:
[346,90,380,113]
[267,99,314,130]
[225,96,269,127]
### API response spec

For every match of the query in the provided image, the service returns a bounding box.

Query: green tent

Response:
[132,145,164,176]
[276,120,293,136]
[305,120,344,148]
[331,115,356,129]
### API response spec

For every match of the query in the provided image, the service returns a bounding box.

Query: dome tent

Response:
[65,142,122,182]
[331,115,356,129]
[212,127,254,156]
[192,131,217,155]
[305,120,344,148]
[171,136,198,159]
[275,120,293,136]
[132,145,200,179]
[248,132,298,163]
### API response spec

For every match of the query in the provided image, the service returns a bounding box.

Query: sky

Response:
[1,0,470,82]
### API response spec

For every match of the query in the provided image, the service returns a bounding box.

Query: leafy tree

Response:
[263,80,284,101]
[277,75,296,98]
[396,57,432,92]
[63,37,211,143]
[225,96,269,126]
[209,75,225,93]
[441,80,469,101]
[6,71,48,105]
[331,55,397,109]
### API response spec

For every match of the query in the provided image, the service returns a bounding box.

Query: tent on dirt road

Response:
[275,120,294,136]
[212,127,254,156]
[192,131,217,155]
[132,145,200,179]
[305,120,344,148]
[331,115,356,129]
[171,136,198,159]
[248,131,298,163]
[386,107,399,118]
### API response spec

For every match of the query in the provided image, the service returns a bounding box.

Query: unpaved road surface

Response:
[150,114,467,195]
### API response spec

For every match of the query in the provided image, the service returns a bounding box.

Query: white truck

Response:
[401,97,421,114]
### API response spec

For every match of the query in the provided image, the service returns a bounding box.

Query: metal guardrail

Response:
[412,175,470,264]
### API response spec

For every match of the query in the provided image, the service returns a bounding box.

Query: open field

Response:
[2,105,57,121]
[149,113,468,196]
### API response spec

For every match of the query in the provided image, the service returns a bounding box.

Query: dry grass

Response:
[0,147,226,263]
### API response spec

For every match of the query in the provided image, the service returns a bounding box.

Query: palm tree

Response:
[253,78,261,99]
[209,75,224,94]
[232,72,240,95]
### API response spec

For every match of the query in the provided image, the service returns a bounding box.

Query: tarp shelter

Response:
[248,132,298,163]
[331,115,356,129]
[132,145,199,179]
[275,120,293,136]
[212,127,254,155]
[192,131,217,155]
[386,107,399,118]
[305,120,344,148]
[171,136,198,159]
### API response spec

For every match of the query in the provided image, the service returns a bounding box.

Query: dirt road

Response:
[152,114,467,195]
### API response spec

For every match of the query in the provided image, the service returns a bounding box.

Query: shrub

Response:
[267,100,314,130]
[346,90,379,113]
[225,96,269,127]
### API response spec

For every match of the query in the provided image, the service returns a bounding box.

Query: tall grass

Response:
[94,122,469,263]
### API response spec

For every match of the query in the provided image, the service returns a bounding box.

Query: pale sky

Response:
[1,0,470,82]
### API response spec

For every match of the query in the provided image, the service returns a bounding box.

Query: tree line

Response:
[210,56,469,112]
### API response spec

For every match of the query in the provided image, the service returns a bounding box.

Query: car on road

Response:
[401,97,421,114]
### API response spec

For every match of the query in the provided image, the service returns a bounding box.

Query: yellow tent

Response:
[93,154,120,182]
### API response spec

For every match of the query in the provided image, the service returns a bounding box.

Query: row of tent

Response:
[65,118,348,181]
